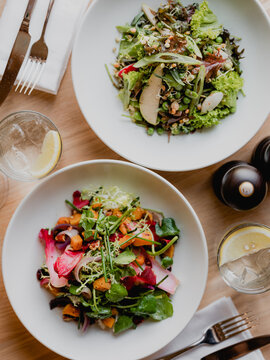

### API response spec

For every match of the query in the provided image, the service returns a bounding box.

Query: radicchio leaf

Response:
[39,229,68,288]
[73,190,89,209]
[54,249,84,277]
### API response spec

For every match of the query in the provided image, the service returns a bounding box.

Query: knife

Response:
[0,0,37,105]
[201,335,270,360]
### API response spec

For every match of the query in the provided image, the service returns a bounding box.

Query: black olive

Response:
[213,161,268,211]
[252,137,270,181]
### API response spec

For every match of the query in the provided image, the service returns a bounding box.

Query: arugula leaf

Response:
[155,218,180,238]
[191,0,222,40]
[69,285,81,295]
[114,249,136,265]
[150,291,173,321]
[157,73,183,91]
[79,209,96,239]
[114,315,135,334]
[134,53,201,68]
[114,266,137,283]
[106,283,128,302]
[132,294,157,315]
[86,306,112,319]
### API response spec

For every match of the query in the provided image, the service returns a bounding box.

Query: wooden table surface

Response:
[0,0,270,359]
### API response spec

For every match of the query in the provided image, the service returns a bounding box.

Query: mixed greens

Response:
[108,0,244,137]
[37,186,180,334]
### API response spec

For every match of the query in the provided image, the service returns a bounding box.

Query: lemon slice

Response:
[219,226,270,266]
[30,130,61,178]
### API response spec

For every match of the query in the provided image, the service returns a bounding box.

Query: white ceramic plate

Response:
[72,0,270,172]
[2,160,207,360]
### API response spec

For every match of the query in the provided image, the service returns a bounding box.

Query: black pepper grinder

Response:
[252,137,270,181]
[213,161,268,210]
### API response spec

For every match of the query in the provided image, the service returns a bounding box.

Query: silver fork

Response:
[15,0,55,95]
[154,313,256,360]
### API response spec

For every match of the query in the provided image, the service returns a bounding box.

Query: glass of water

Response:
[217,223,270,294]
[0,111,62,207]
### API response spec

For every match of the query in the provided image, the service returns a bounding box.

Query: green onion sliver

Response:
[146,236,178,256]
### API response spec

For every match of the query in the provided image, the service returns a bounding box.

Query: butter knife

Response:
[202,335,270,360]
[0,0,37,105]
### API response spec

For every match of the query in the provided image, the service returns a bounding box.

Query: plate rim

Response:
[71,0,270,172]
[2,159,208,360]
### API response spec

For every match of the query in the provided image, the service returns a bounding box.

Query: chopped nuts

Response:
[171,101,180,112]
[89,240,100,251]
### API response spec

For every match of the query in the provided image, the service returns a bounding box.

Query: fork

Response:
[15,0,55,95]
[154,313,256,360]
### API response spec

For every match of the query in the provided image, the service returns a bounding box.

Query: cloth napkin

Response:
[144,297,264,360]
[0,0,89,94]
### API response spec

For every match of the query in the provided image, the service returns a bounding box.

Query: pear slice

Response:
[139,64,164,125]
[142,4,157,26]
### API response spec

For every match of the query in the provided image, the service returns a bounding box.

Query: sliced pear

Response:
[142,4,157,26]
[139,64,163,125]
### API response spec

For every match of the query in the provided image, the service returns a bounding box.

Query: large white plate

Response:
[2,160,208,360]
[72,0,270,172]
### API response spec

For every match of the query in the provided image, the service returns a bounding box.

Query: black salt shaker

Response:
[213,161,267,211]
[252,137,270,181]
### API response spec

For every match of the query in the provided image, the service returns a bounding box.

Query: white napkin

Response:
[0,0,89,94]
[144,297,264,360]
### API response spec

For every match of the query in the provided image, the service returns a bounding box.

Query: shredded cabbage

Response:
[191,0,222,40]
[81,186,137,210]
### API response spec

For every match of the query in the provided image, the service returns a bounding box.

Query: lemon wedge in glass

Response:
[30,130,61,179]
[219,225,270,266]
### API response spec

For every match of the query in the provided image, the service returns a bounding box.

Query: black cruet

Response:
[213,161,268,211]
[252,137,270,181]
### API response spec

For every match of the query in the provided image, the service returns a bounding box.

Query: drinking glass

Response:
[0,111,62,208]
[217,223,270,294]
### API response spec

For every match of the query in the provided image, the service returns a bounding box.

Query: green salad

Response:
[108,0,244,137]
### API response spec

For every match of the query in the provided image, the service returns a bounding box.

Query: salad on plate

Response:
[108,0,244,137]
[37,186,180,334]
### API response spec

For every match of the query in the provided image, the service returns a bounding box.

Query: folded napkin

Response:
[0,0,89,94]
[144,297,264,360]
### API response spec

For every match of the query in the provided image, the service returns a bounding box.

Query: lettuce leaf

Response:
[118,39,144,61]
[191,0,222,40]
[119,71,143,109]
[189,107,231,129]
[212,71,244,108]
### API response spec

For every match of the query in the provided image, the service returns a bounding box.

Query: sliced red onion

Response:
[55,229,79,251]
[74,255,102,282]
[52,224,81,238]
[81,314,90,333]
[40,278,49,287]
[81,287,92,299]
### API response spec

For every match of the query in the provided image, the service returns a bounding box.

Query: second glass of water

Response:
[0,111,62,181]
[217,223,270,294]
